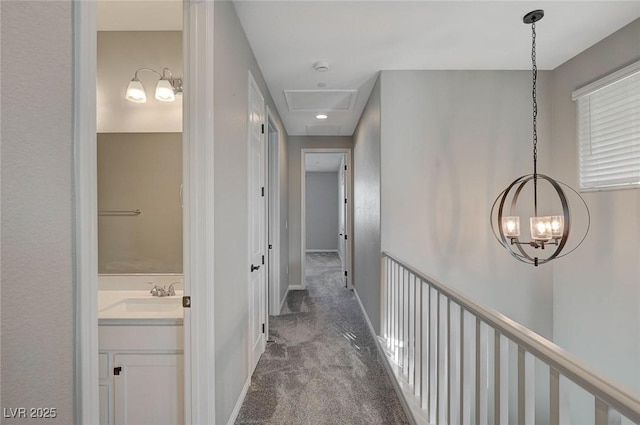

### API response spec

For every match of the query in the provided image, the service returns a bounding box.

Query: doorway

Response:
[301,149,352,290]
[266,108,282,316]
[75,2,216,423]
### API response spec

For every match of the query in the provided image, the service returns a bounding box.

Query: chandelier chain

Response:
[532,21,538,178]
[531,20,538,214]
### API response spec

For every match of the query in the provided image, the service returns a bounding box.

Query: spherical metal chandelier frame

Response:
[490,174,590,266]
[490,9,590,266]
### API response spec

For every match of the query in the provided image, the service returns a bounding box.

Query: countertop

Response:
[98,290,184,325]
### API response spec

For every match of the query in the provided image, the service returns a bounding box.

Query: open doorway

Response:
[301,149,352,291]
[95,3,185,424]
[266,108,283,316]
[76,2,219,424]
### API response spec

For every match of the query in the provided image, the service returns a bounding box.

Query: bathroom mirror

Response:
[97,28,183,274]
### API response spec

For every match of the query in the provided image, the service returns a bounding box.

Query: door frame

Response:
[266,107,282,316]
[300,148,353,290]
[73,1,216,423]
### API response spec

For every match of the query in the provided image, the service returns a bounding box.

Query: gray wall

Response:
[1,1,75,423]
[305,172,339,251]
[97,31,182,133]
[376,70,555,339]
[551,18,640,421]
[97,133,182,273]
[213,2,288,423]
[287,136,353,286]
[353,77,382,332]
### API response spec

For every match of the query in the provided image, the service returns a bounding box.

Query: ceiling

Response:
[233,1,640,137]
[97,1,640,138]
[305,153,345,172]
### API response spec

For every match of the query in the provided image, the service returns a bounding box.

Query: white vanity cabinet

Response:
[99,322,184,425]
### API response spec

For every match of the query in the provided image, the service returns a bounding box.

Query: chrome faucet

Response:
[150,283,177,297]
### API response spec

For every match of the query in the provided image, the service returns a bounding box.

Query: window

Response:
[572,61,640,191]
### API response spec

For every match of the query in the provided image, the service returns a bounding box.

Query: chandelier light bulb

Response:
[550,215,564,238]
[502,216,520,237]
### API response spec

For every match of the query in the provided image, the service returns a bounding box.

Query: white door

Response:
[248,73,267,373]
[114,354,184,425]
[338,156,347,286]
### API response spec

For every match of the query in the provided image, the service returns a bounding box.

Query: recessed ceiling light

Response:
[316,114,328,120]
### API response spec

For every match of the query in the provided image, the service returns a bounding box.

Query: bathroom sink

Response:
[101,297,182,313]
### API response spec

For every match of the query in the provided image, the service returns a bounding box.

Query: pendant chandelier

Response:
[490,10,590,266]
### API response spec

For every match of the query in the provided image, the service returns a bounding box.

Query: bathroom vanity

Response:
[98,278,184,425]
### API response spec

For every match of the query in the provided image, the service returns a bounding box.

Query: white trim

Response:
[279,288,290,314]
[572,59,640,100]
[301,148,353,290]
[74,2,99,423]
[266,107,281,317]
[353,289,419,425]
[306,249,339,253]
[288,285,305,290]
[183,1,216,423]
[227,375,251,425]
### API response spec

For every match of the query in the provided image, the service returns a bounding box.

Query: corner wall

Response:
[1,1,75,423]
[353,77,382,332]
[551,18,640,418]
[213,2,288,423]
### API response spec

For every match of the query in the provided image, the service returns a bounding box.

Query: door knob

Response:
[251,264,261,272]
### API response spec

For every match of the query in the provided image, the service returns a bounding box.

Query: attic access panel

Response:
[284,90,357,111]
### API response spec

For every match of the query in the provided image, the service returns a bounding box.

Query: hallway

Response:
[235,252,409,424]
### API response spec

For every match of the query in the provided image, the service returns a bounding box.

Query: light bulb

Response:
[125,78,146,103]
[550,215,564,238]
[155,79,175,102]
[501,216,520,237]
[530,217,552,241]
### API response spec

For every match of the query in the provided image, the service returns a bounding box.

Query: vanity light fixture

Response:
[125,67,182,103]
[490,10,590,266]
[315,114,328,120]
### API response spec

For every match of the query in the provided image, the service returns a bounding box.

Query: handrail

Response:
[382,251,640,423]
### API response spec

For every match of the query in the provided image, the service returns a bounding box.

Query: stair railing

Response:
[380,252,640,425]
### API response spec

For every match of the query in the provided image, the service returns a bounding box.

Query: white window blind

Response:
[573,61,640,191]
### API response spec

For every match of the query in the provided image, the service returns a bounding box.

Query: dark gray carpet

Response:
[235,252,410,425]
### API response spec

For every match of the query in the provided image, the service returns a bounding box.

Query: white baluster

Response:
[494,332,509,425]
[595,399,622,425]
[476,320,488,425]
[429,289,438,424]
[408,272,414,385]
[415,277,422,399]
[461,309,472,425]
[518,347,535,425]
[550,368,570,425]
[439,295,448,424]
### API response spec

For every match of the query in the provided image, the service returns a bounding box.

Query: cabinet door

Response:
[99,385,110,425]
[114,353,184,425]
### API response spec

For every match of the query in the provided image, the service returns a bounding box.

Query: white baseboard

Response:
[287,284,304,290]
[353,289,422,425]
[227,374,251,425]
[305,249,339,253]
[278,287,290,314]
